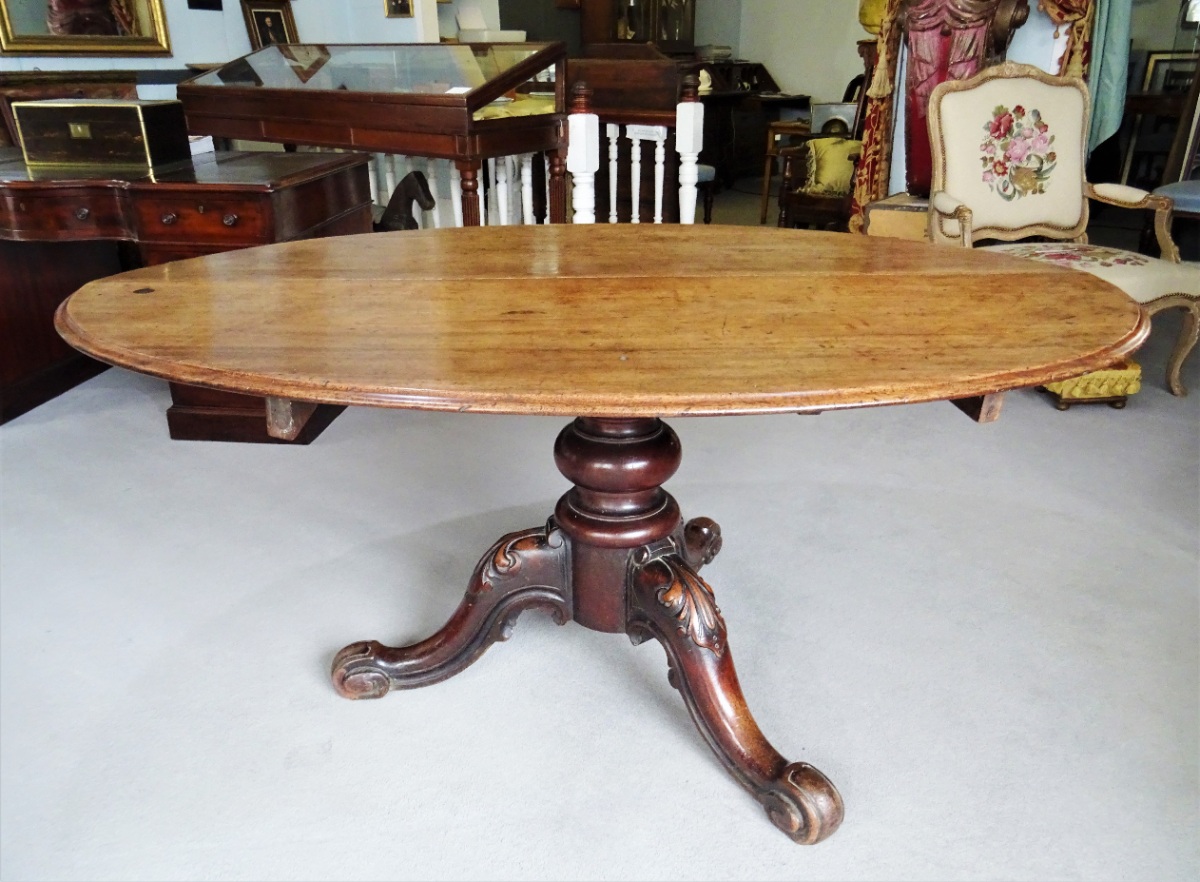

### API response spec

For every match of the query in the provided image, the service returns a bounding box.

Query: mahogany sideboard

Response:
[0,148,373,441]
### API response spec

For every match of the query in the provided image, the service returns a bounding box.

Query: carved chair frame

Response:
[928,61,1090,245]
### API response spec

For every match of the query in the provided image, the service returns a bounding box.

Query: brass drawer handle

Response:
[222,213,239,227]
[74,207,90,221]
[160,212,178,225]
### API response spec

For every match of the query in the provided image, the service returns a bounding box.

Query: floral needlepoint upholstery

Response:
[927,62,1200,398]
[985,241,1199,307]
[995,244,1147,268]
[980,104,1056,200]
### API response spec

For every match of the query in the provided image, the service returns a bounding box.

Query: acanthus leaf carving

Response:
[654,558,726,657]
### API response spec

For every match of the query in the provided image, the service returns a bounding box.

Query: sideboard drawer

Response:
[1,187,128,240]
[133,193,269,244]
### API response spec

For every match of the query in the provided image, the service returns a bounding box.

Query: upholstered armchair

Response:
[777,137,862,231]
[927,62,1200,396]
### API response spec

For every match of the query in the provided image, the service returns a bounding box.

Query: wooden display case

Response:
[177,42,570,226]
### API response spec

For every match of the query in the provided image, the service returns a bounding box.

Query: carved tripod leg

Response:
[332,523,571,699]
[627,551,843,845]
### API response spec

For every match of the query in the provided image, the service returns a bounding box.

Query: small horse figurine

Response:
[374,170,436,232]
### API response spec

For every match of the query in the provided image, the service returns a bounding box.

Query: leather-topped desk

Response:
[1,148,373,439]
[54,224,1147,843]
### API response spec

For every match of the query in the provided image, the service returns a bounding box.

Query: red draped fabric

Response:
[1038,0,1095,77]
[902,0,1006,196]
[848,0,906,233]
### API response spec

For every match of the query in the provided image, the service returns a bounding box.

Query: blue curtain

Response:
[1087,0,1132,156]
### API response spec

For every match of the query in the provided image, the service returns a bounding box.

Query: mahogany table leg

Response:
[553,417,842,843]
[331,524,571,699]
[627,548,844,844]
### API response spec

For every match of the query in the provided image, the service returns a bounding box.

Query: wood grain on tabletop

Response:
[55,224,1149,416]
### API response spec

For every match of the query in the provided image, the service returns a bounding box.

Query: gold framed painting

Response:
[241,0,297,50]
[0,0,171,55]
[385,0,413,17]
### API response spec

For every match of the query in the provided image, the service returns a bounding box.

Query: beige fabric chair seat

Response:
[982,243,1200,302]
[982,243,1200,395]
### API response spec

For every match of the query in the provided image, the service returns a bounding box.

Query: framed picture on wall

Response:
[1120,51,1199,188]
[1142,51,1198,95]
[241,0,298,50]
[385,0,413,17]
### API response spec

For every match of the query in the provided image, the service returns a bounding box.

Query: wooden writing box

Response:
[12,99,191,170]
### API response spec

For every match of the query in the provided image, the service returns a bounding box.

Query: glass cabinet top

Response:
[189,43,559,97]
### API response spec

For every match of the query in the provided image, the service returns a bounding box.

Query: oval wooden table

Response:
[55,224,1148,845]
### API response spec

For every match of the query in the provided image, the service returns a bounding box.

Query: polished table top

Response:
[55,224,1148,416]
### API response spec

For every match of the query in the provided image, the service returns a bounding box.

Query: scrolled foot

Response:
[331,640,394,700]
[762,762,845,845]
[330,524,570,698]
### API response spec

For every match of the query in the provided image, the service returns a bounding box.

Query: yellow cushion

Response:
[1043,359,1141,400]
[805,138,862,196]
[472,95,556,121]
[858,0,887,34]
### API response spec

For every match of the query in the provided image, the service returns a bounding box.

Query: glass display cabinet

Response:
[177,42,569,225]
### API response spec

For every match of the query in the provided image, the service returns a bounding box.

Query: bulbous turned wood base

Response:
[330,417,843,844]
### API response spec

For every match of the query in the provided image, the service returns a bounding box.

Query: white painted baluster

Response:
[567,85,600,224]
[625,125,669,225]
[383,155,398,207]
[629,134,642,223]
[372,153,389,205]
[543,154,551,224]
[520,153,535,225]
[450,165,464,227]
[425,158,442,228]
[510,156,521,223]
[653,132,666,224]
[495,156,511,225]
[606,123,620,224]
[676,88,705,226]
[485,157,496,225]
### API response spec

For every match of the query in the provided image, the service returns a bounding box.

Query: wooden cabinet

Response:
[694,62,800,187]
[581,0,696,56]
[0,149,373,440]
